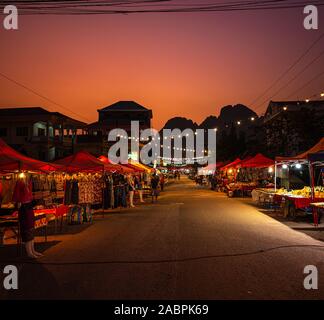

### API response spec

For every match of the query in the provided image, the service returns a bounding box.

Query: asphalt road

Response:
[2,177,324,299]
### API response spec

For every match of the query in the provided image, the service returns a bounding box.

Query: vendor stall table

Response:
[280,195,324,218]
[0,212,48,254]
[310,202,324,227]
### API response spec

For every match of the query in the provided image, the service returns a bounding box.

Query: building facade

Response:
[0,107,85,161]
[263,100,324,157]
[77,101,153,156]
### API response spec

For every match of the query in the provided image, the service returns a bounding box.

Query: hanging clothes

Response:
[71,179,79,205]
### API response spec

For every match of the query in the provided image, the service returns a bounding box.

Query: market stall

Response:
[0,139,62,248]
[273,138,324,220]
[224,154,274,197]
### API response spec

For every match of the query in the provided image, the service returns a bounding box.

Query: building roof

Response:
[98,101,151,112]
[264,100,324,123]
[0,107,51,116]
[0,107,86,127]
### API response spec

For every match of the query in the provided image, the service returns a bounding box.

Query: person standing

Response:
[13,175,43,259]
[127,175,135,208]
[135,175,144,203]
[160,174,165,192]
[150,173,160,203]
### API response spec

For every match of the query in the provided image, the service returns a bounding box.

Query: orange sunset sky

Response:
[0,2,323,128]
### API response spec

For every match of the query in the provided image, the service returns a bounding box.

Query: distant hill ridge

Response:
[161,104,258,130]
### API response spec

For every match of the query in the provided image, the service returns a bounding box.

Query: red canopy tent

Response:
[123,162,145,172]
[98,156,135,174]
[54,150,109,173]
[276,137,324,162]
[240,153,274,168]
[274,137,324,196]
[0,138,59,173]
[220,158,242,171]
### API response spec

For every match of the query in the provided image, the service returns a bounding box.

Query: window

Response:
[0,128,7,137]
[16,127,28,137]
[38,128,46,137]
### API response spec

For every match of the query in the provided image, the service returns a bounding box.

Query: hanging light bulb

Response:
[282,164,288,169]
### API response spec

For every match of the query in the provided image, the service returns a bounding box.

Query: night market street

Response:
[1,177,324,300]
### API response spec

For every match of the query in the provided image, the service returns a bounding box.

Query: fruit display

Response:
[275,186,324,198]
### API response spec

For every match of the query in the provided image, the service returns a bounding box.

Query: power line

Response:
[285,71,324,100]
[249,32,324,107]
[2,0,324,14]
[253,49,324,112]
[0,71,91,122]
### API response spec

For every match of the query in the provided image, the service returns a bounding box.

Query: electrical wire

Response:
[1,0,323,15]
[250,32,324,108]
[253,49,324,112]
[0,71,91,122]
[1,244,324,265]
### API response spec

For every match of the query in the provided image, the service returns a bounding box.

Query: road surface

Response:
[1,177,324,299]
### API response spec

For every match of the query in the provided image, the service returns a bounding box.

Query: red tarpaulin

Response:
[0,138,59,173]
[201,162,224,171]
[276,137,324,161]
[98,156,135,174]
[240,153,274,168]
[54,150,109,173]
[221,158,242,171]
[123,163,145,172]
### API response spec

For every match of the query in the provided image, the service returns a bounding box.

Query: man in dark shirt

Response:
[151,173,160,203]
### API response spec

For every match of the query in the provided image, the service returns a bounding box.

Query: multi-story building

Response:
[78,101,153,156]
[263,100,324,157]
[0,107,86,161]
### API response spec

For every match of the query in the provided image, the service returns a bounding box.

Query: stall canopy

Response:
[129,160,153,173]
[199,162,224,175]
[0,138,59,173]
[240,153,274,168]
[98,155,135,174]
[54,150,108,173]
[276,137,324,162]
[221,158,242,171]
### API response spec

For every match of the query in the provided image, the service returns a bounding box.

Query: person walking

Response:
[160,174,165,192]
[135,175,144,203]
[127,175,136,208]
[150,173,160,203]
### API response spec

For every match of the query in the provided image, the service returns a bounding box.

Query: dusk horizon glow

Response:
[1,3,323,128]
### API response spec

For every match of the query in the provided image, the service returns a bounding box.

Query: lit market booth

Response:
[274,138,324,220]
[54,150,125,218]
[0,138,63,247]
[198,162,224,176]
[98,155,153,201]
[218,158,243,191]
[222,154,274,197]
